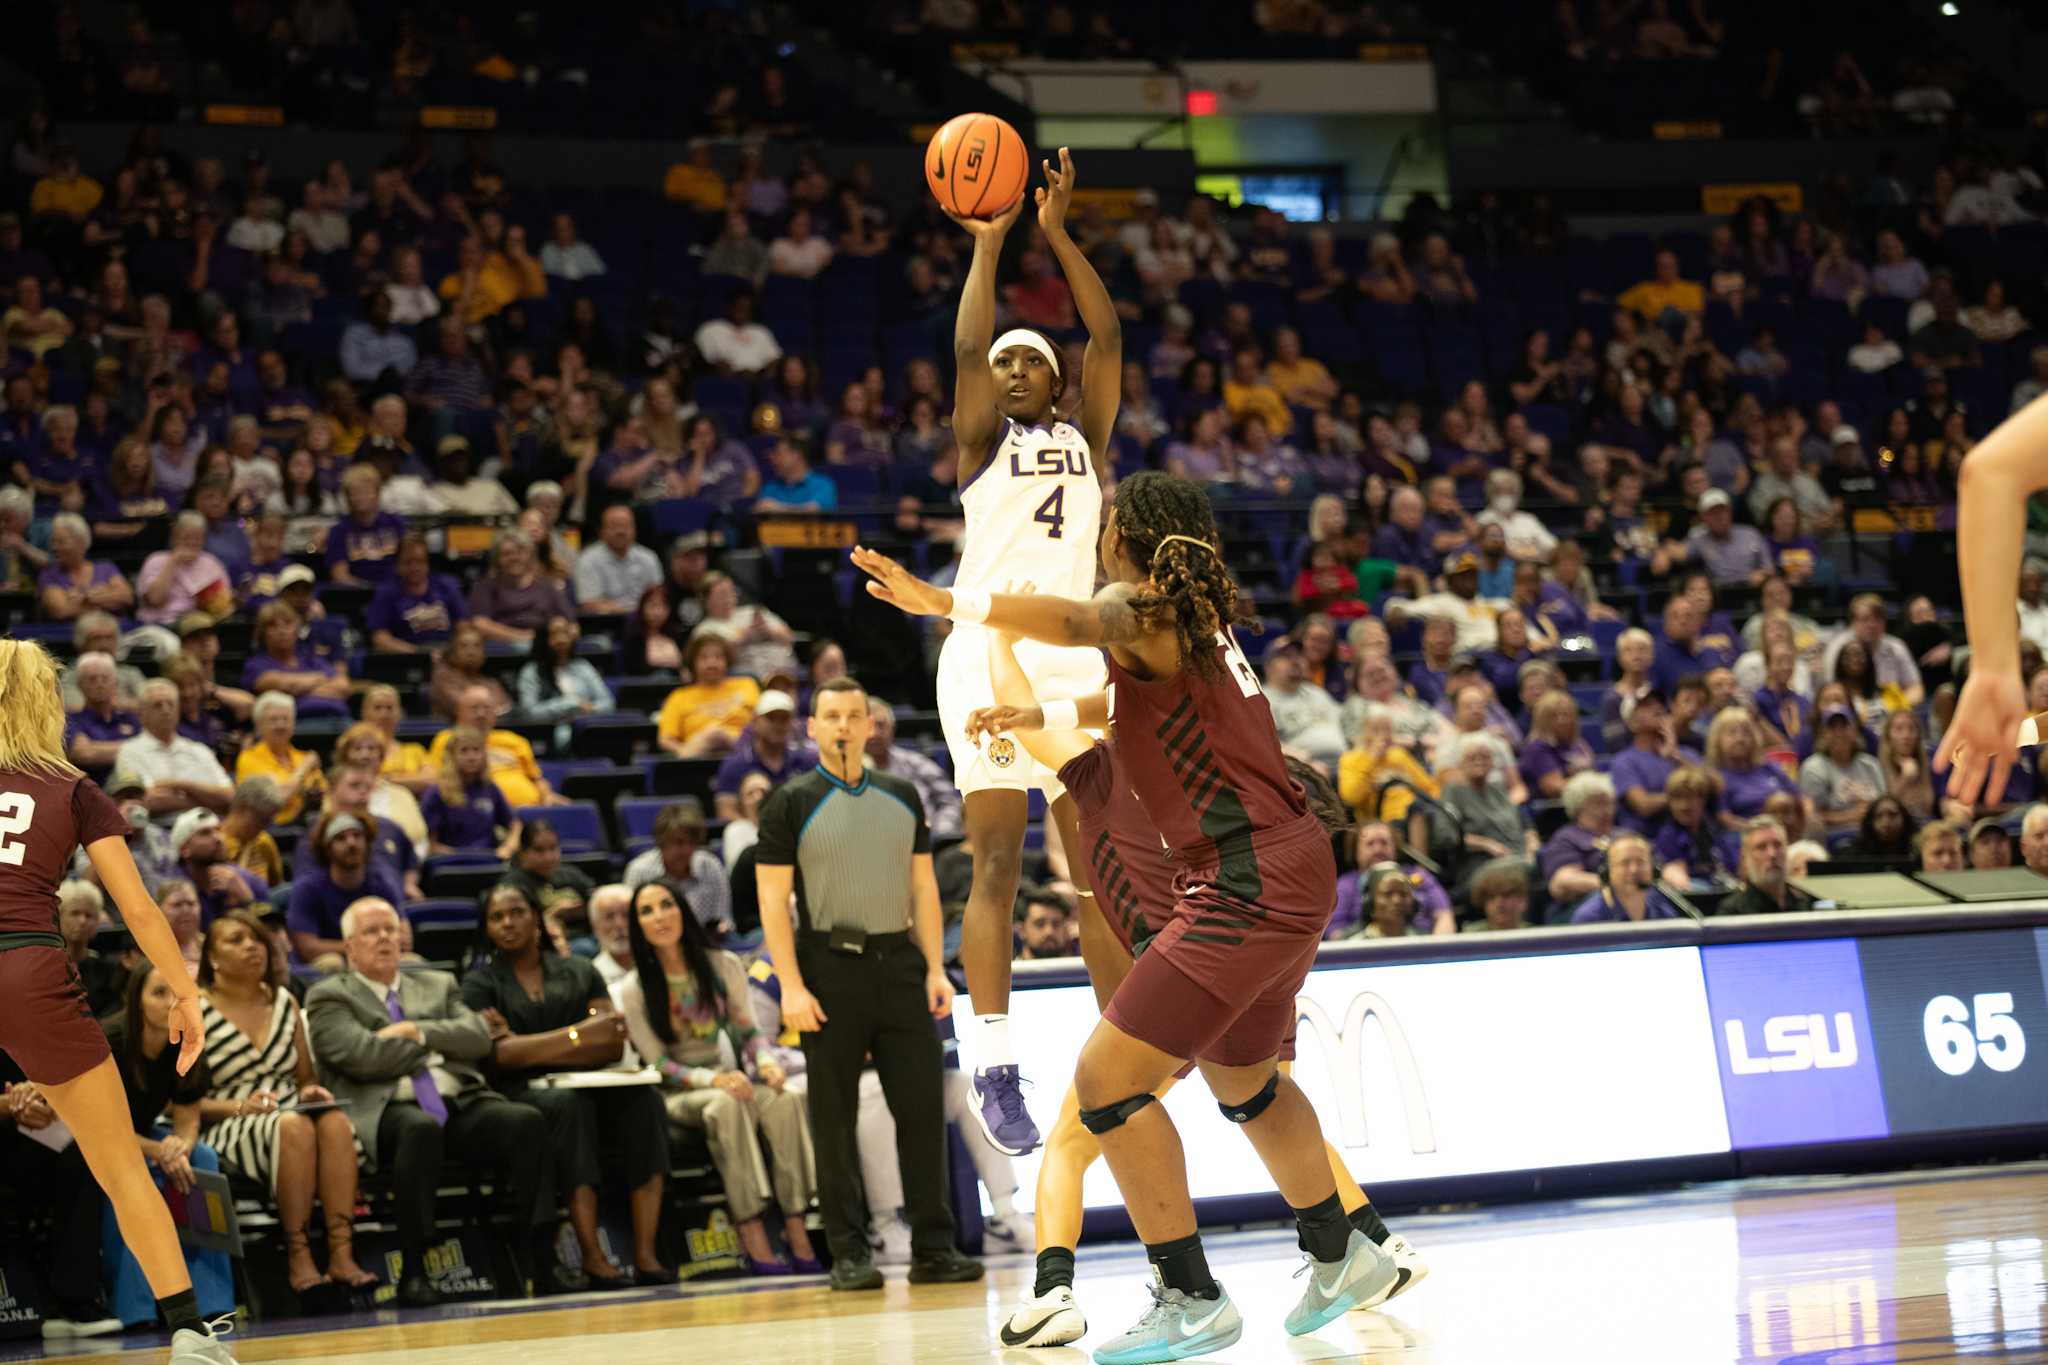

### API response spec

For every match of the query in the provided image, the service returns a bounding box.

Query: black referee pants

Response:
[798,933,954,1262]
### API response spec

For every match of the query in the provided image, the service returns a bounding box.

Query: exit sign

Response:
[1185,89,1217,116]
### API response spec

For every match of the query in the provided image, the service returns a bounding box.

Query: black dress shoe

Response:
[829,1254,885,1291]
[397,1271,443,1309]
[632,1265,675,1289]
[907,1248,985,1284]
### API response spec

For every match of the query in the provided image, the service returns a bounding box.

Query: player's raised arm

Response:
[855,545,1148,648]
[949,197,1028,477]
[1035,148,1122,464]
[1936,393,2048,801]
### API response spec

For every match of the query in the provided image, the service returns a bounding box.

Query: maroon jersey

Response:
[0,769,127,938]
[1106,629,1315,904]
[1058,741,1177,957]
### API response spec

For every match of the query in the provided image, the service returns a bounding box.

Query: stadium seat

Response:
[515,802,605,853]
[616,796,670,844]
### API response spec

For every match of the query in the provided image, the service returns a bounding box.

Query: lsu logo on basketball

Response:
[988,736,1017,768]
[962,137,986,181]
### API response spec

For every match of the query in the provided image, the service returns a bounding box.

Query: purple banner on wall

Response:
[1702,939,1888,1148]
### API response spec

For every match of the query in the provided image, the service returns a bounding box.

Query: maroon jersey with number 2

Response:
[1097,631,1337,1066]
[0,769,133,1083]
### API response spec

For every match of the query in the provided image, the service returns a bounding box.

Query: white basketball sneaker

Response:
[169,1318,239,1364]
[1380,1231,1430,1301]
[1000,1283,1088,1348]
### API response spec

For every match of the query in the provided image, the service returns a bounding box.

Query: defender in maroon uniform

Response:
[855,471,1396,1364]
[968,631,1425,1349]
[0,641,239,1364]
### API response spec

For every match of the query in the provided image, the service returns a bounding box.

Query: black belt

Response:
[0,931,63,952]
[800,928,910,955]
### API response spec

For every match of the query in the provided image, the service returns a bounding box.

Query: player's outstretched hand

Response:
[852,544,951,617]
[169,994,205,1075]
[1036,146,1076,235]
[1934,667,2028,807]
[944,193,1026,245]
[964,704,1044,745]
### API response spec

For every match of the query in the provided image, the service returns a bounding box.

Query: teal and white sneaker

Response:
[1091,1270,1242,1365]
[1284,1229,1399,1336]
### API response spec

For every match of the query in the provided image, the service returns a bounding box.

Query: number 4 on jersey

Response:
[1034,486,1066,539]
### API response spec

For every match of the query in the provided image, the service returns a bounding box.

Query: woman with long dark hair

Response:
[1847,794,1917,859]
[515,614,614,749]
[616,877,818,1275]
[0,639,239,1359]
[461,883,670,1289]
[620,582,685,676]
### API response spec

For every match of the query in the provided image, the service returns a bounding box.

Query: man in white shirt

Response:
[538,212,606,282]
[115,678,233,816]
[1819,593,1926,707]
[590,884,636,992]
[766,208,833,279]
[574,503,663,613]
[693,290,783,376]
[1263,643,1348,770]
[427,435,517,517]
[1384,553,1507,655]
[2019,559,2048,656]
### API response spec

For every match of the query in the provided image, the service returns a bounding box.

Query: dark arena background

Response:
[5,1,2048,1361]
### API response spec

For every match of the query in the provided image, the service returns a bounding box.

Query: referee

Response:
[756,676,984,1291]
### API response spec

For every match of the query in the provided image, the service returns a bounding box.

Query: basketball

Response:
[925,112,1028,220]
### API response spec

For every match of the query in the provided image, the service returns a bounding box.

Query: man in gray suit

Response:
[306,897,567,1307]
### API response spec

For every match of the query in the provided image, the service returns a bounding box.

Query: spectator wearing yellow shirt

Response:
[663,138,729,214]
[220,776,287,885]
[1337,705,1438,828]
[1222,346,1293,436]
[423,685,570,808]
[29,146,102,223]
[1265,325,1339,413]
[358,684,433,796]
[657,634,759,759]
[438,230,547,326]
[1617,249,1706,323]
[235,692,326,825]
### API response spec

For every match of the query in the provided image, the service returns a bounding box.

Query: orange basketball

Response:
[925,113,1029,221]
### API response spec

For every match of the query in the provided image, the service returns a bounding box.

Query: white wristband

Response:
[1041,698,1079,732]
[948,587,992,625]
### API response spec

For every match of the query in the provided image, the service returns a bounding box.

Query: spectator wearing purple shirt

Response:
[367,534,467,652]
[1407,616,1457,707]
[243,596,352,719]
[170,809,269,927]
[326,465,408,585]
[1685,488,1772,588]
[406,318,493,415]
[1653,596,1735,693]
[421,730,519,855]
[1541,772,1618,911]
[1162,408,1235,485]
[678,414,761,505]
[1234,413,1311,497]
[64,650,140,783]
[1609,691,1700,837]
[1328,820,1454,936]
[27,404,96,514]
[285,811,405,968]
[1653,767,1738,886]
[1519,691,1594,800]
[38,512,132,622]
[711,692,815,820]
[193,477,250,577]
[1372,486,1435,580]
[1705,709,1804,822]
[469,528,576,644]
[1569,834,1684,923]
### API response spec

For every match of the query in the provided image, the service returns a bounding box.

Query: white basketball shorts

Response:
[936,625,1108,799]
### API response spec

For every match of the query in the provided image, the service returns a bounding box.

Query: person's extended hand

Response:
[943,192,1026,246]
[169,994,205,1075]
[781,982,827,1033]
[1035,146,1077,237]
[851,545,952,617]
[964,704,1042,745]
[1936,666,2029,807]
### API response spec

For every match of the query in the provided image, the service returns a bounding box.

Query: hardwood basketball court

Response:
[13,1161,2048,1364]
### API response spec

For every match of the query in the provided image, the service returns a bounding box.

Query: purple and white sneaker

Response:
[971,1064,1041,1156]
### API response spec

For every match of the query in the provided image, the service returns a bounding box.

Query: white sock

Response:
[990,1191,1017,1221]
[978,1014,1013,1068]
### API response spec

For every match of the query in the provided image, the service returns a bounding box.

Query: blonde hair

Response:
[1704,708,1759,769]
[336,721,388,768]
[439,725,487,808]
[0,642,82,778]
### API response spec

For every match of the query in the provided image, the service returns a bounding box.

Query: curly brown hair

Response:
[1112,472,1254,682]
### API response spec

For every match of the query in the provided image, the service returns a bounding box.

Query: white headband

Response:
[988,329,1062,378]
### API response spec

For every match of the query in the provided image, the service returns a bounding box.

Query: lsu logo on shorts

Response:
[988,736,1017,769]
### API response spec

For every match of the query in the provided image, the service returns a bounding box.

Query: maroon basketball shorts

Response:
[0,943,112,1085]
[1105,817,1336,1068]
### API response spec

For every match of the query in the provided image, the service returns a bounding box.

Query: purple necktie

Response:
[385,986,448,1125]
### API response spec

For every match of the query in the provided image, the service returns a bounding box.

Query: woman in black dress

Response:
[461,882,671,1288]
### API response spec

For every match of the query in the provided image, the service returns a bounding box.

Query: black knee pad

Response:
[1078,1091,1158,1135]
[1218,1071,1280,1125]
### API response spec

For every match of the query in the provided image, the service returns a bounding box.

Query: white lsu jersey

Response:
[954,417,1102,601]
